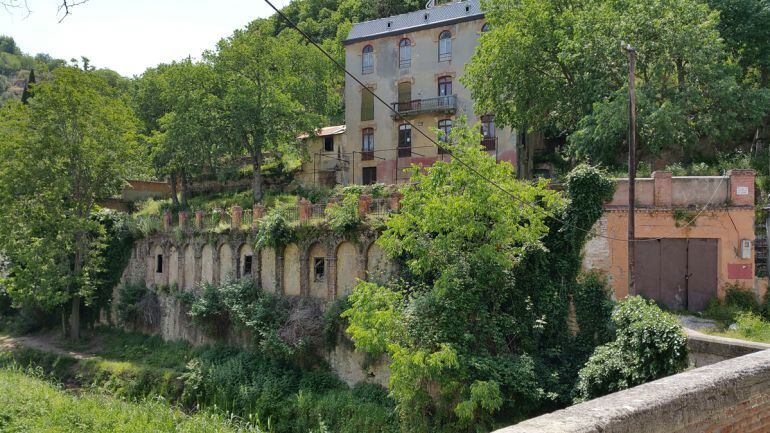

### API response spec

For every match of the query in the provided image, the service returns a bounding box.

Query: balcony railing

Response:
[392,95,457,117]
[482,137,497,151]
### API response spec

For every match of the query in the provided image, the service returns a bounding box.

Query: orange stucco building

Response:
[583,170,761,310]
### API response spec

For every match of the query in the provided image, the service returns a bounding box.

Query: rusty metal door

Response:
[633,238,717,311]
[635,239,662,304]
[686,238,718,311]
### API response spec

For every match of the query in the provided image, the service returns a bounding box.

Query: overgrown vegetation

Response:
[0,366,261,433]
[343,125,620,431]
[0,327,398,433]
[574,297,688,402]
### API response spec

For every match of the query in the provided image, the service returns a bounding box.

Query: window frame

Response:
[481,115,497,151]
[438,119,452,154]
[438,76,453,97]
[323,136,334,152]
[398,124,412,158]
[361,88,374,121]
[399,38,412,69]
[361,128,374,161]
[314,257,326,281]
[438,31,452,62]
[243,255,253,276]
[362,167,377,185]
[362,44,374,74]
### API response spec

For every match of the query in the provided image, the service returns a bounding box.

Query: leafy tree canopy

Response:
[0,67,141,338]
[343,123,616,431]
[464,0,770,167]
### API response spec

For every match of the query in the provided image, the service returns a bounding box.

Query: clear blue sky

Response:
[1,0,290,76]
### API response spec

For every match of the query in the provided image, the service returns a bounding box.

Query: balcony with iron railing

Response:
[391,95,457,117]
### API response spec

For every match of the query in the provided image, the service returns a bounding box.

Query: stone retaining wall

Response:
[687,328,770,368]
[494,348,770,433]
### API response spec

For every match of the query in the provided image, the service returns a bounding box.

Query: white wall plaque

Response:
[737,186,749,196]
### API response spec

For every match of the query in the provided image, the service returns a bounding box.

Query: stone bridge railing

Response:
[495,332,770,433]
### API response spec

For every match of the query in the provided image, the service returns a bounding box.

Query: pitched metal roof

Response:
[345,0,484,44]
[298,125,347,140]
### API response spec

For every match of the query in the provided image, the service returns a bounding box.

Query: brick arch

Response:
[307,242,328,299]
[335,241,360,297]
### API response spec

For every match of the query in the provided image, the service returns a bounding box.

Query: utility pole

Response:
[623,43,638,296]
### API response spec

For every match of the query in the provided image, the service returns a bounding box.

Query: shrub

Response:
[255,204,295,249]
[325,192,362,235]
[188,283,230,336]
[724,284,758,312]
[723,312,770,343]
[115,283,150,325]
[574,296,688,402]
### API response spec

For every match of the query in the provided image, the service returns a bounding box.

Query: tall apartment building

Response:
[342,0,518,185]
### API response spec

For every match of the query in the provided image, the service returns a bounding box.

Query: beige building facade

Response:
[342,0,518,184]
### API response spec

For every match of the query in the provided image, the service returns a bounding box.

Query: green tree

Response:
[344,123,564,431]
[464,0,770,168]
[211,22,339,202]
[0,67,140,339]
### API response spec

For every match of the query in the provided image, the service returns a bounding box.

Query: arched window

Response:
[362,45,374,74]
[399,39,411,69]
[438,31,452,62]
[481,23,490,32]
[398,124,412,157]
[438,119,453,154]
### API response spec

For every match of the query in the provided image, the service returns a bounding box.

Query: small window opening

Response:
[424,13,429,20]
[156,254,163,274]
[387,21,392,28]
[465,5,470,12]
[324,136,334,152]
[314,257,325,281]
[243,255,253,276]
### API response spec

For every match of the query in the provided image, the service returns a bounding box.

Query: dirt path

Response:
[0,332,98,360]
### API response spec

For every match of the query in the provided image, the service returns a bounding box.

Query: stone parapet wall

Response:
[687,328,770,368]
[494,349,770,433]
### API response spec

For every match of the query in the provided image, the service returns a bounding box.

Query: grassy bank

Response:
[0,328,399,433]
[0,367,259,432]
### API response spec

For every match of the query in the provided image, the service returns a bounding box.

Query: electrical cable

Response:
[261,0,727,243]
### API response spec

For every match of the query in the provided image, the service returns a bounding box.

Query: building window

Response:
[438,119,452,154]
[438,76,452,97]
[362,128,374,160]
[361,88,374,121]
[481,23,490,32]
[362,167,377,185]
[243,255,253,276]
[399,38,411,69]
[362,45,374,74]
[314,257,325,281]
[438,31,452,62]
[481,115,496,151]
[156,254,163,274]
[398,124,412,157]
[324,136,334,152]
[397,81,412,112]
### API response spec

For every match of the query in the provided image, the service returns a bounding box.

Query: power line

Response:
[260,0,724,244]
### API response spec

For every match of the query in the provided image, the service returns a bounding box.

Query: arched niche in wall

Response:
[366,243,395,281]
[336,242,358,297]
[219,243,233,284]
[238,244,254,280]
[308,242,328,299]
[284,243,301,296]
[183,244,195,291]
[201,244,214,285]
[260,247,276,293]
[168,246,179,287]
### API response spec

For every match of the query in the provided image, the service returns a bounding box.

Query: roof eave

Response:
[343,13,485,45]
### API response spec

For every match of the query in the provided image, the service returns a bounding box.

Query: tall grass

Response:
[0,367,261,433]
